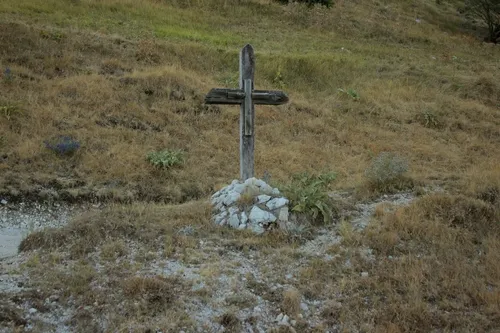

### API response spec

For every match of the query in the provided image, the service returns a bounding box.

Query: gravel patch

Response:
[0,201,99,333]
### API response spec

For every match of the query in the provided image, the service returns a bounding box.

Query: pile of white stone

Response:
[211,178,290,234]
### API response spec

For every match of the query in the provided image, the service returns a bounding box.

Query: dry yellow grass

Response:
[1,0,500,331]
[1,0,498,203]
[282,288,301,317]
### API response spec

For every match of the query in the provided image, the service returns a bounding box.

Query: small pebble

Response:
[361,272,369,277]
[28,308,37,314]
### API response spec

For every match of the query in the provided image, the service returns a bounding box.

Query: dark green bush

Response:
[276,0,333,8]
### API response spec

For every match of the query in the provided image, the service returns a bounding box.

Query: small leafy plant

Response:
[338,88,360,100]
[1,104,19,120]
[272,65,286,89]
[281,171,337,224]
[44,135,81,156]
[418,110,440,128]
[146,149,185,169]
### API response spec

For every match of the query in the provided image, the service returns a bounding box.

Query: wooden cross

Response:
[205,44,289,181]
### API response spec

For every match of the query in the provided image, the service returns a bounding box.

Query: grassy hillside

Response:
[1,0,498,202]
[0,0,499,332]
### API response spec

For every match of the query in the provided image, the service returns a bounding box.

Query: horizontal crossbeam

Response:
[205,88,289,105]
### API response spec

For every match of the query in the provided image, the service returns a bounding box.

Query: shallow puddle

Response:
[0,228,25,259]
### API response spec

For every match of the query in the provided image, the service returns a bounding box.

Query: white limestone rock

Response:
[251,224,265,234]
[257,195,271,204]
[229,213,240,228]
[232,183,246,194]
[266,197,289,210]
[244,177,257,186]
[278,206,289,221]
[241,211,248,224]
[249,206,277,225]
[211,178,290,234]
[223,192,241,206]
[214,210,227,225]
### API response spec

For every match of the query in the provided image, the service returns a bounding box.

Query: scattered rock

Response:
[257,195,271,204]
[278,207,289,222]
[249,206,277,225]
[251,224,265,235]
[28,307,37,314]
[211,178,290,234]
[0,199,7,205]
[266,197,288,210]
[361,272,369,278]
[229,214,240,228]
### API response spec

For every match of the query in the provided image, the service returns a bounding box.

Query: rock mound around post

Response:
[211,178,290,234]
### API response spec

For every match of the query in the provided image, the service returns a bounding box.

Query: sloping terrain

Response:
[0,0,499,332]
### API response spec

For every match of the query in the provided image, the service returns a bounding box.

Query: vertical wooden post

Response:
[239,44,255,181]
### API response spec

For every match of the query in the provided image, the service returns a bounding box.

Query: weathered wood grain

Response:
[205,88,289,105]
[203,44,289,181]
[240,45,255,181]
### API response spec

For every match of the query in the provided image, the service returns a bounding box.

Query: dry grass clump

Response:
[217,312,241,333]
[0,299,26,328]
[122,275,180,315]
[19,201,211,257]
[360,151,415,197]
[281,288,301,317]
[291,188,499,331]
[357,192,500,331]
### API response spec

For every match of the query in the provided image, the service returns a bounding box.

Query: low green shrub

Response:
[281,171,337,224]
[146,149,185,169]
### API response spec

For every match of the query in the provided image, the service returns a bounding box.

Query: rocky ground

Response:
[0,191,419,332]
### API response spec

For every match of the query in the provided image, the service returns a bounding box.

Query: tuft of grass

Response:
[217,312,241,333]
[100,239,128,261]
[0,104,21,121]
[416,110,441,128]
[225,292,258,308]
[122,275,179,314]
[146,149,185,169]
[363,152,413,195]
[281,288,301,317]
